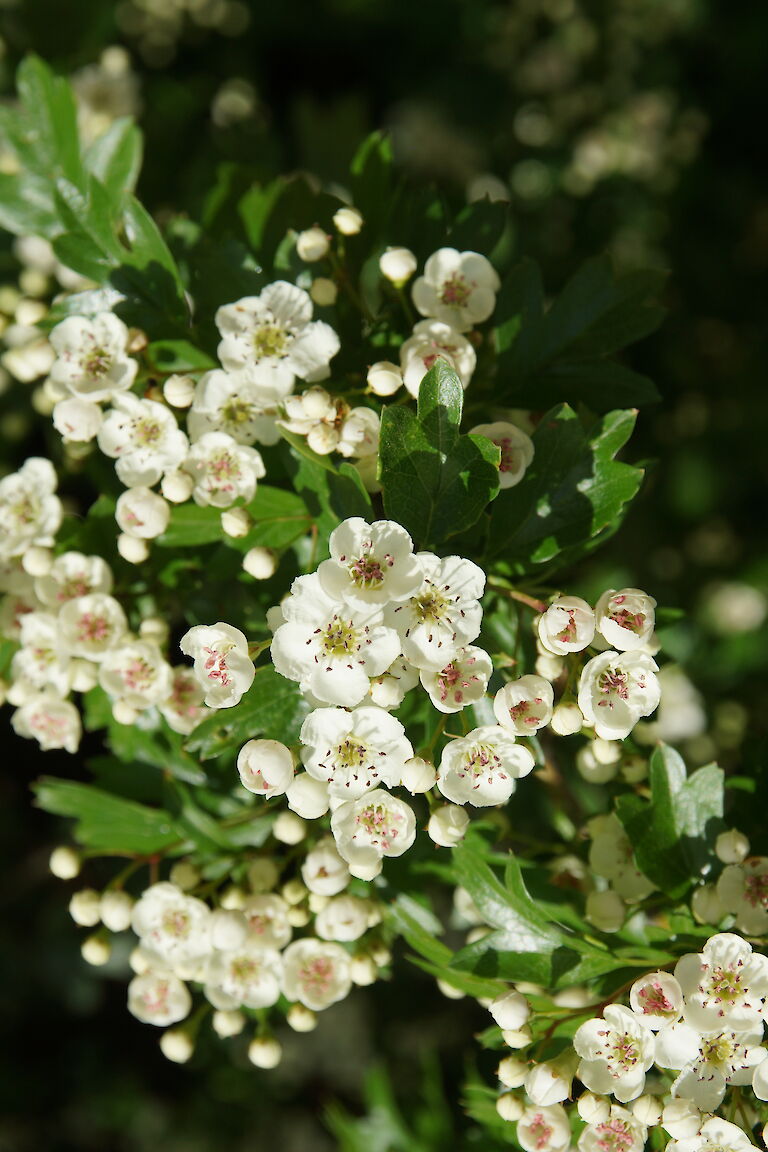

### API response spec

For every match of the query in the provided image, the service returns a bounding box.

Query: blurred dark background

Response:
[0,0,766,1147]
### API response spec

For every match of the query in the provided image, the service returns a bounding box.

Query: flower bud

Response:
[524,1058,574,1106]
[401,756,437,794]
[243,546,277,580]
[160,1028,194,1063]
[592,739,621,765]
[310,277,337,307]
[367,360,403,397]
[296,227,330,262]
[210,908,248,951]
[117,533,149,564]
[221,507,251,537]
[496,1092,524,1122]
[631,1095,662,1125]
[170,861,201,891]
[248,1036,282,1069]
[437,978,465,1000]
[428,804,469,847]
[489,989,530,1031]
[577,1093,611,1124]
[82,933,111,966]
[576,744,618,784]
[69,658,98,693]
[273,811,306,844]
[116,487,170,539]
[237,738,294,798]
[69,888,102,927]
[715,828,750,864]
[620,755,648,783]
[549,701,583,736]
[281,879,307,906]
[333,206,363,235]
[501,1026,532,1048]
[219,885,246,910]
[139,616,169,644]
[661,1099,702,1139]
[112,699,139,725]
[496,1056,528,1088]
[212,1009,245,1037]
[691,883,724,925]
[163,374,195,408]
[247,858,278,893]
[49,845,81,880]
[287,905,310,928]
[100,889,134,932]
[161,470,194,503]
[586,889,625,932]
[379,246,417,285]
[535,654,564,681]
[129,945,153,974]
[21,546,52,577]
[286,773,330,819]
[287,1004,318,1032]
[350,955,378,986]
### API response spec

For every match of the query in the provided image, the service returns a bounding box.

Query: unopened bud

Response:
[310,277,337,307]
[49,845,81,880]
[296,227,330,262]
[243,546,277,580]
[163,374,195,407]
[221,507,251,537]
[333,206,363,236]
[160,1028,194,1063]
[248,1036,282,1069]
[367,360,403,397]
[379,246,417,285]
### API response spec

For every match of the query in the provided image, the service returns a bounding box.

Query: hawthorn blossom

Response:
[494,675,554,736]
[419,645,492,713]
[98,394,188,487]
[655,1019,766,1111]
[115,487,170,539]
[180,622,255,709]
[300,837,351,895]
[127,970,191,1027]
[573,1004,657,1102]
[427,803,469,847]
[203,942,282,1010]
[49,313,137,402]
[578,651,660,740]
[666,1116,758,1152]
[11,689,81,752]
[237,739,294,798]
[216,282,339,386]
[385,553,485,670]
[281,938,352,1011]
[241,894,292,950]
[516,1104,571,1152]
[315,895,370,942]
[52,397,103,442]
[336,406,380,459]
[271,573,400,707]
[187,367,283,444]
[299,704,413,799]
[400,319,476,397]
[98,640,173,711]
[12,611,71,694]
[369,655,420,710]
[159,667,207,735]
[35,551,112,607]
[317,518,423,608]
[0,457,62,562]
[412,248,500,332]
[59,593,127,661]
[595,589,656,652]
[181,431,265,508]
[717,859,768,935]
[131,882,212,971]
[437,724,535,807]
[469,422,534,488]
[578,1105,647,1152]
[629,971,684,1029]
[674,933,768,1033]
[331,789,416,880]
[538,595,596,655]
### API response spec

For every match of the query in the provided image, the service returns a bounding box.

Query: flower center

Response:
[528,1114,554,1151]
[121,657,153,692]
[253,321,289,359]
[703,964,744,1004]
[605,1030,640,1072]
[300,957,333,994]
[745,872,768,908]
[355,802,398,849]
[596,1119,634,1152]
[84,346,112,379]
[598,667,630,704]
[77,612,109,643]
[700,1032,739,1064]
[440,271,474,308]
[207,450,240,489]
[318,616,361,659]
[636,980,675,1017]
[162,909,190,938]
[414,585,450,625]
[222,397,256,426]
[133,417,163,447]
[203,643,234,686]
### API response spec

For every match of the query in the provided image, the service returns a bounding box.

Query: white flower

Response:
[573,1004,656,1102]
[538,596,596,655]
[204,941,282,1010]
[12,611,71,694]
[281,386,347,454]
[412,248,500,332]
[181,431,265,508]
[336,407,380,459]
[753,1057,768,1100]
[98,640,173,710]
[216,282,339,385]
[379,247,417,284]
[281,938,352,1011]
[578,651,660,740]
[187,367,283,444]
[311,276,337,306]
[588,814,654,902]
[128,970,191,1026]
[315,895,370,942]
[369,655,420,710]
[0,457,62,562]
[159,667,207,735]
[333,207,362,235]
[296,227,330,262]
[717,859,768,935]
[11,689,81,752]
[675,932,768,1033]
[489,989,530,1030]
[385,553,485,670]
[241,894,292,950]
[300,704,413,800]
[595,589,656,652]
[667,1116,758,1152]
[59,593,127,660]
[660,1099,702,1140]
[131,883,212,970]
[237,739,294,798]
[317,517,423,608]
[419,644,492,713]
[367,360,403,397]
[115,487,170,539]
[578,1105,646,1152]
[437,724,534,807]
[49,313,137,402]
[286,772,330,819]
[179,622,255,709]
[516,1104,571,1152]
[52,397,104,442]
[655,1019,766,1111]
[427,803,469,847]
[400,756,437,794]
[331,789,416,880]
[715,830,750,865]
[301,837,350,895]
[98,394,188,487]
[494,675,554,736]
[629,971,684,1029]
[400,319,476,397]
[270,573,400,707]
[469,422,534,488]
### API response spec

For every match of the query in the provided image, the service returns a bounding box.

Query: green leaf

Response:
[145,339,217,374]
[380,361,500,548]
[83,118,142,203]
[157,504,223,548]
[33,777,179,855]
[487,405,643,571]
[616,744,724,898]
[184,666,306,760]
[15,55,84,188]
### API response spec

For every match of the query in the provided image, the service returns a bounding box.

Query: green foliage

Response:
[33,777,180,855]
[380,361,500,549]
[184,666,306,760]
[617,744,725,899]
[487,404,644,571]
